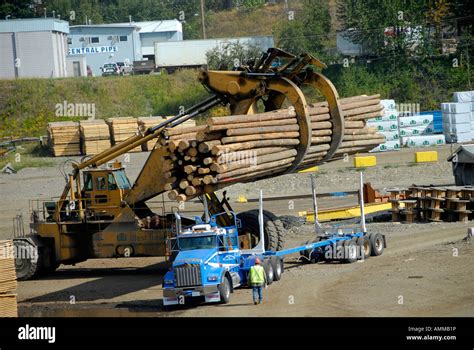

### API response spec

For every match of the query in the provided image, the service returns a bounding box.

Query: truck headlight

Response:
[207,276,218,282]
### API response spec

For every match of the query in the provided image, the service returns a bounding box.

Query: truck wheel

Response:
[263,259,274,285]
[218,277,231,304]
[357,236,371,259]
[271,256,283,281]
[370,233,384,256]
[14,240,42,281]
[343,239,357,263]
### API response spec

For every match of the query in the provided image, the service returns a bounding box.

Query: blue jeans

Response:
[252,285,263,303]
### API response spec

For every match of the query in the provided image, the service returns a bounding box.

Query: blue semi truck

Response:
[162,189,386,307]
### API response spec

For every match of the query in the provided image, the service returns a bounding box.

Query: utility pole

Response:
[200,0,206,39]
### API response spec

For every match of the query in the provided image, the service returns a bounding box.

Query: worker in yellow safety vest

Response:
[248,257,267,305]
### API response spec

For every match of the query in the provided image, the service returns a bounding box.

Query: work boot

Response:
[259,300,263,304]
[254,301,258,305]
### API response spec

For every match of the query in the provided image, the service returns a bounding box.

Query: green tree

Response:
[206,41,263,70]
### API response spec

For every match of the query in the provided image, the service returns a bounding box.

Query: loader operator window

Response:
[83,173,93,191]
[96,177,106,191]
[108,173,118,190]
[114,170,131,190]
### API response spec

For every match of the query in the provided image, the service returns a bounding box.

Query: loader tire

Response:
[14,240,42,281]
[238,211,280,251]
[370,233,384,256]
[247,210,285,250]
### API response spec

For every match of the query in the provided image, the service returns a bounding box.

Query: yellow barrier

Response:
[415,151,438,163]
[353,156,376,168]
[298,166,318,173]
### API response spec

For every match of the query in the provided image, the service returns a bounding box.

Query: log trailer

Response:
[13,48,355,280]
[163,181,386,307]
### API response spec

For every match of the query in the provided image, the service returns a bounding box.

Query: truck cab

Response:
[162,212,245,306]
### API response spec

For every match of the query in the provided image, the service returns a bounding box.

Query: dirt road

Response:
[17,220,474,317]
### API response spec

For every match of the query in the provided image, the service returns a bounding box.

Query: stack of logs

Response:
[47,121,81,157]
[138,116,196,151]
[0,240,18,317]
[162,94,386,202]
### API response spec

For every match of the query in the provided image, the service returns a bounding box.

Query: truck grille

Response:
[175,264,202,287]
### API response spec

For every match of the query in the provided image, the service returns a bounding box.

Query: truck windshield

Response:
[179,235,217,251]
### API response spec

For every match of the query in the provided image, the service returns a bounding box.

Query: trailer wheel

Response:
[370,233,384,256]
[334,240,345,261]
[14,240,42,281]
[355,236,368,260]
[218,276,231,304]
[343,240,357,263]
[358,236,371,259]
[271,256,283,281]
[263,259,274,285]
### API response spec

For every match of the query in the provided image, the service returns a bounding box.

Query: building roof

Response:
[121,20,182,34]
[448,144,474,163]
[70,20,182,34]
[0,18,69,34]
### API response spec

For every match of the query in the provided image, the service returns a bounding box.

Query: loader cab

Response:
[82,162,131,210]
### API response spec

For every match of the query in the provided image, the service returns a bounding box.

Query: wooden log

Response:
[221,131,300,144]
[187,147,198,157]
[198,140,221,153]
[343,133,384,141]
[168,190,179,201]
[213,149,297,173]
[340,138,385,148]
[216,157,295,180]
[192,177,203,186]
[345,127,377,135]
[178,139,190,151]
[187,174,194,181]
[198,167,211,174]
[169,132,198,141]
[311,136,332,144]
[164,182,177,191]
[183,165,197,174]
[196,130,226,142]
[225,124,299,136]
[212,139,300,155]
[185,186,198,196]
[203,157,214,165]
[176,194,187,202]
[346,110,384,121]
[203,175,217,185]
[207,109,296,126]
[179,180,189,190]
[310,114,331,122]
[312,129,332,137]
[164,125,206,137]
[343,105,384,117]
[311,121,332,130]
[206,118,297,132]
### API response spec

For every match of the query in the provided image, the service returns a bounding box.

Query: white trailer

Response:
[154,36,274,72]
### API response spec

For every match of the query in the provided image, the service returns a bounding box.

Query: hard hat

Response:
[255,257,261,264]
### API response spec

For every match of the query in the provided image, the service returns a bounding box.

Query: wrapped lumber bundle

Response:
[162,95,385,202]
[0,240,18,317]
[107,117,142,152]
[47,121,81,157]
[138,116,196,151]
[80,119,111,155]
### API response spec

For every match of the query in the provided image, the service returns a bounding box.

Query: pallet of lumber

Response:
[160,94,385,202]
[0,240,18,317]
[138,116,196,151]
[106,117,141,152]
[47,121,81,157]
[79,119,111,155]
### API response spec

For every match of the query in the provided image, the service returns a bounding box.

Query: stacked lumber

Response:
[138,116,196,151]
[79,120,111,155]
[107,117,141,152]
[162,94,385,202]
[47,121,81,157]
[0,240,18,317]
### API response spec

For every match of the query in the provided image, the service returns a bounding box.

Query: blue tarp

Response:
[420,110,443,133]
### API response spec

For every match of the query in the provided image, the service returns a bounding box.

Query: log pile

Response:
[162,95,385,202]
[0,240,18,317]
[47,121,81,156]
[138,117,196,151]
[80,120,111,155]
[107,117,141,152]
